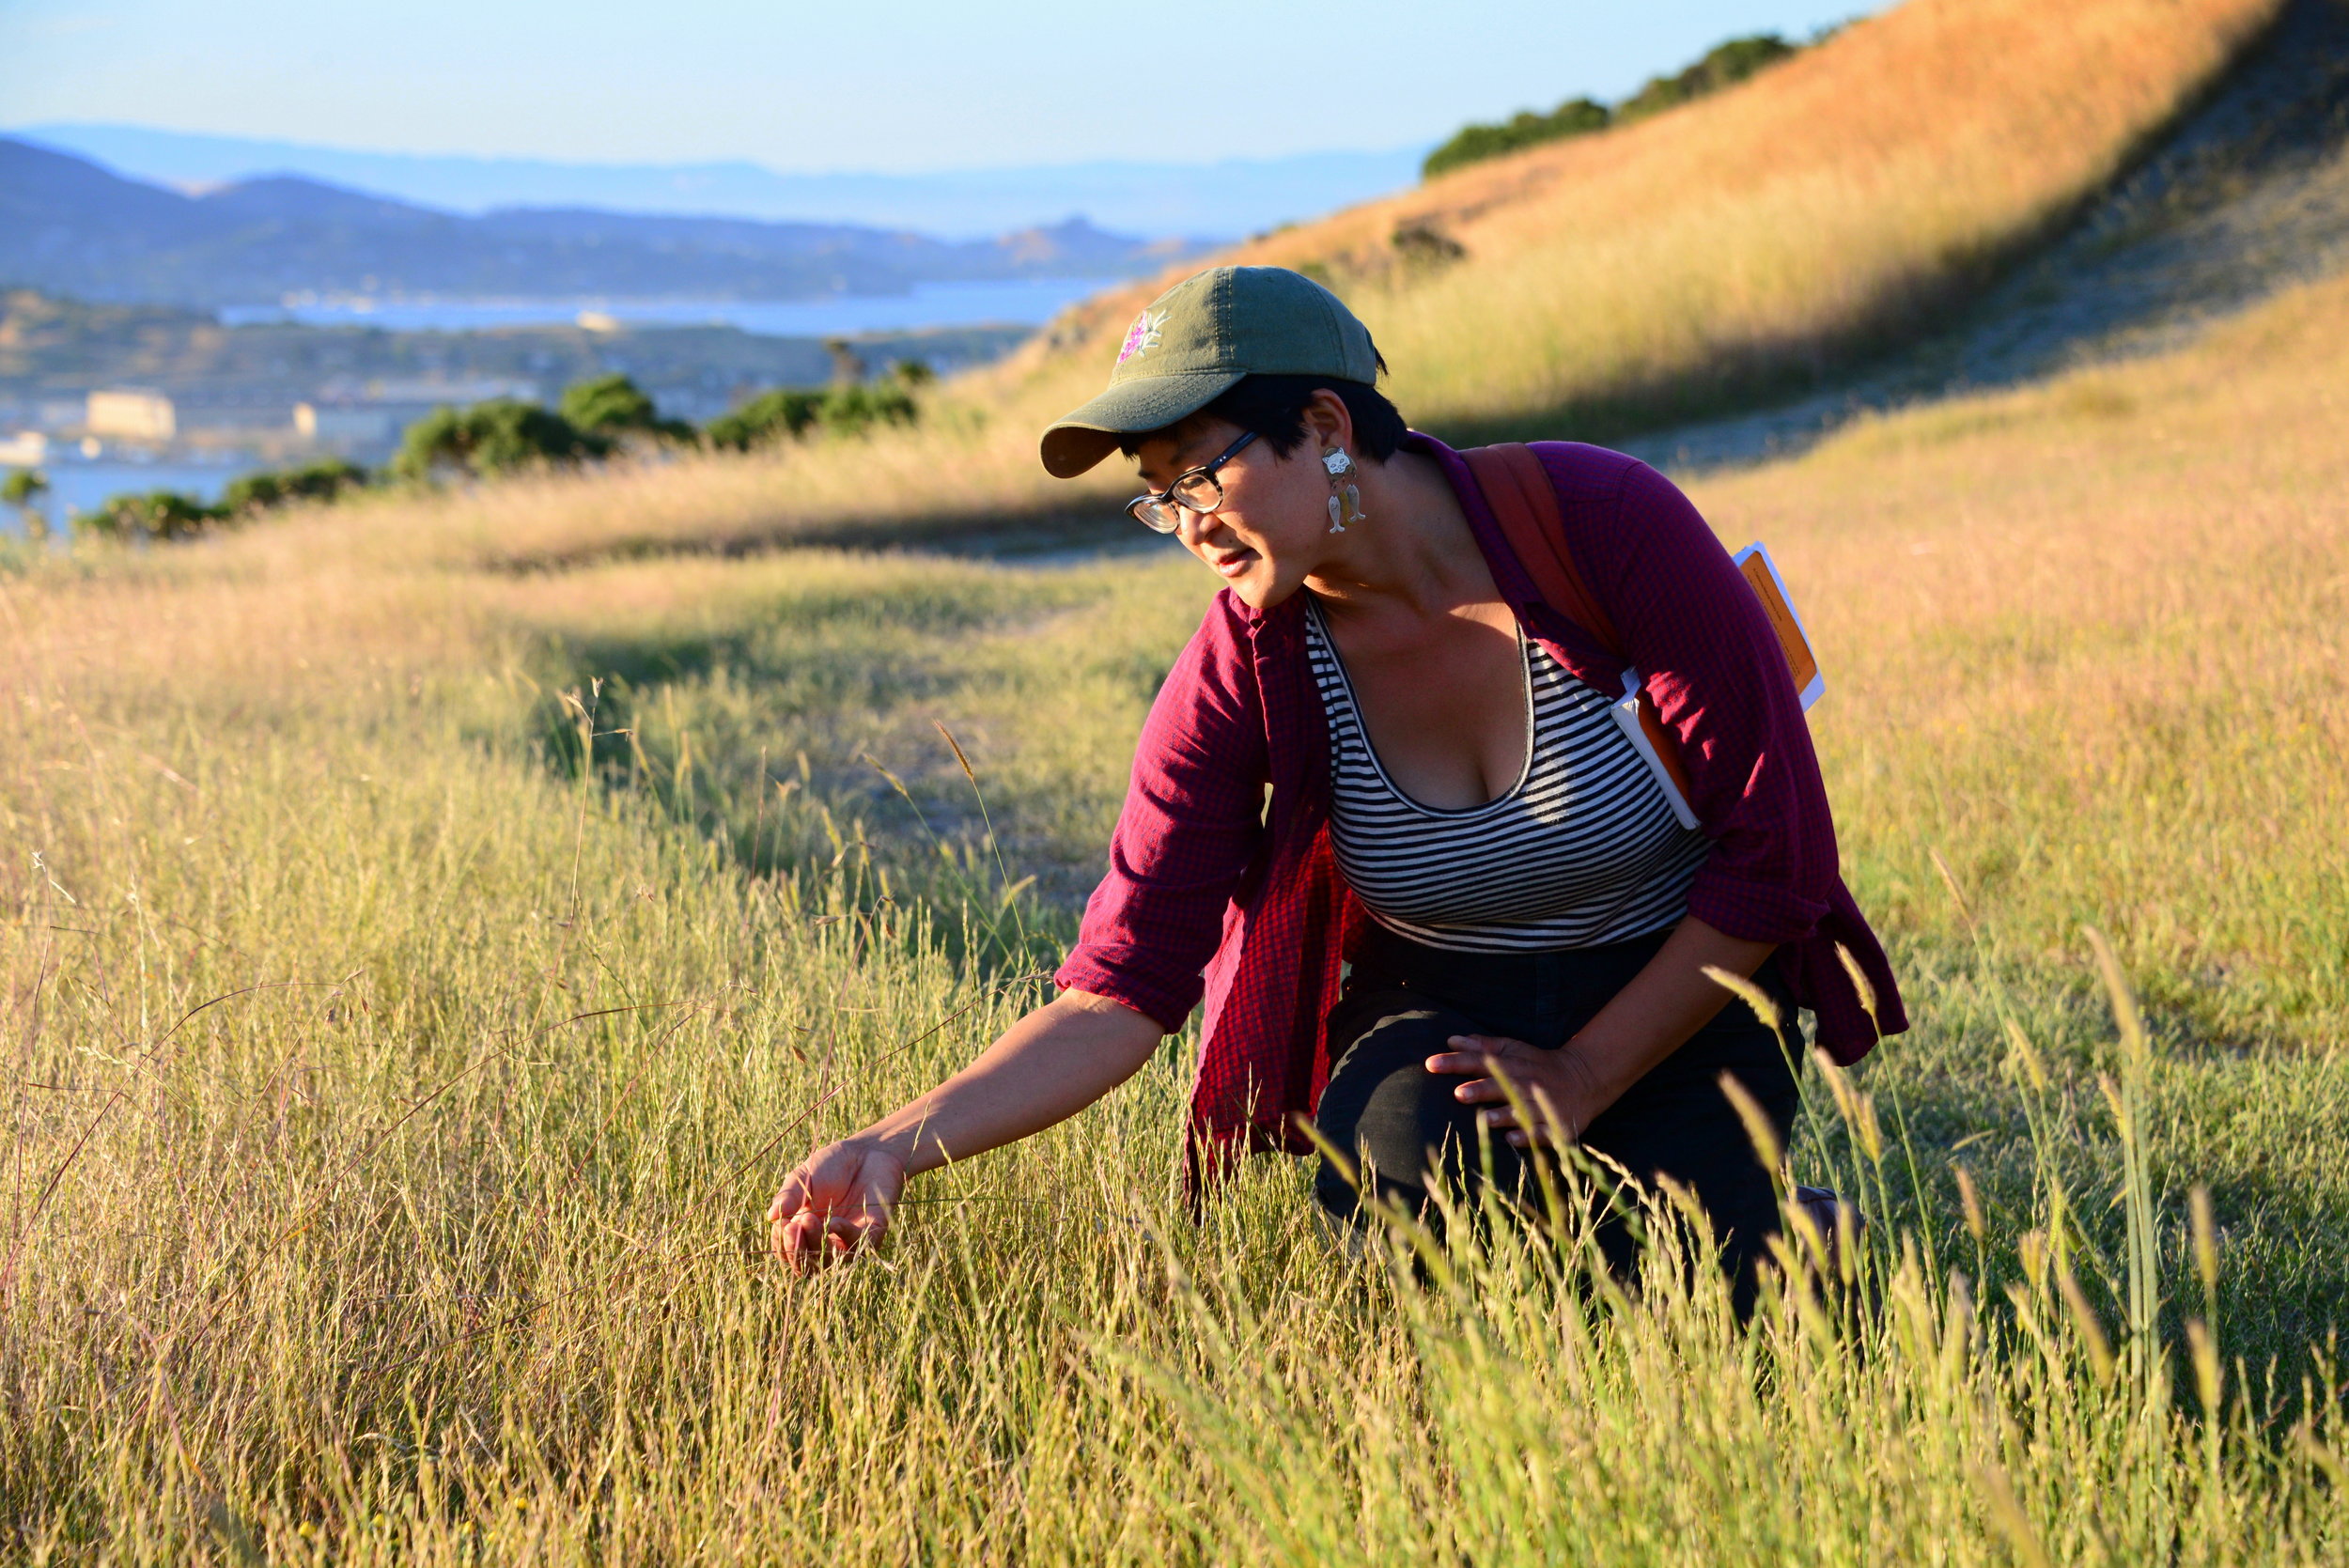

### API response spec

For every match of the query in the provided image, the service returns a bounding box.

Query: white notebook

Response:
[1608,541,1823,831]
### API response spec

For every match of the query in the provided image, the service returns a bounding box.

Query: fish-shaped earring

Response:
[1323,448,1367,533]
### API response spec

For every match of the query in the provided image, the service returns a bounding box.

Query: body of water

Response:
[3,274,1133,540]
[219,275,1123,337]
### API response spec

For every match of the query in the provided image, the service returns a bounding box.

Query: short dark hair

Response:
[1118,373,1409,463]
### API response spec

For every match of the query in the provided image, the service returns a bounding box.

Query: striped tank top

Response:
[1304,597,1709,954]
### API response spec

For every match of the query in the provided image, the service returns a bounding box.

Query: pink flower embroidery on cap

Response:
[1116,309,1167,365]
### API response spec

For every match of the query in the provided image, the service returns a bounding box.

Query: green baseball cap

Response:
[1039,265,1381,478]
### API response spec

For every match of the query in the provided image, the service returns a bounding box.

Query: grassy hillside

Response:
[165,0,2282,577]
[7,162,2349,1560]
[995,0,2283,444]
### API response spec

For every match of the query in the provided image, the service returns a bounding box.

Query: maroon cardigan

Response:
[1054,433,1906,1174]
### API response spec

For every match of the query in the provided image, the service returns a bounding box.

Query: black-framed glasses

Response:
[1125,430,1259,533]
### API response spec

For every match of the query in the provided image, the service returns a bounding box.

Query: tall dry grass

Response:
[1712,270,2349,1048]
[5,240,2349,1560]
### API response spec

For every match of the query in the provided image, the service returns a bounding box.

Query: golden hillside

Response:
[989,0,2280,443]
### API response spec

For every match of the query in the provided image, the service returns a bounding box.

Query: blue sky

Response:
[2,0,1880,173]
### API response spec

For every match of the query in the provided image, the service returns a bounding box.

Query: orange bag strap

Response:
[1459,443,1621,652]
[1460,442,1696,811]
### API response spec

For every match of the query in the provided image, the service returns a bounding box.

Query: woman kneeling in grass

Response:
[771,266,1904,1309]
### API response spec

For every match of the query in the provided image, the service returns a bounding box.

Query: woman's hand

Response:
[1424,1034,1608,1149]
[1423,919,1780,1150]
[769,1138,908,1273]
[753,991,1161,1275]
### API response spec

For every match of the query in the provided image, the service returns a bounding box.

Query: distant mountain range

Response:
[12,123,1427,241]
[0,137,1216,310]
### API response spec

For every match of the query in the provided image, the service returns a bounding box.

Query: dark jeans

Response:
[1313,923,1800,1314]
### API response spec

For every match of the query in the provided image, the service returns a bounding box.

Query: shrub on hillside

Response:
[1391,221,1469,272]
[817,383,919,439]
[1616,34,1797,123]
[393,399,612,482]
[703,389,828,452]
[223,457,371,516]
[1423,98,1610,180]
[1,468,45,509]
[702,380,922,452]
[4,467,48,540]
[75,489,226,543]
[60,460,371,546]
[557,373,695,442]
[1421,32,1800,181]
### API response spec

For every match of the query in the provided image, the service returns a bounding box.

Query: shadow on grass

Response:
[518,599,1086,984]
[1817,955,2349,1400]
[481,495,1138,576]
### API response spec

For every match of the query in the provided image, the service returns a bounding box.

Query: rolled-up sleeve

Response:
[1055,600,1270,1032]
[1589,459,1837,944]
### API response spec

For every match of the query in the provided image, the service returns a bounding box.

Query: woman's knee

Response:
[1314,1003,1515,1221]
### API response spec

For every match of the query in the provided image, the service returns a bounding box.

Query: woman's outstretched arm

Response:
[767,989,1163,1271]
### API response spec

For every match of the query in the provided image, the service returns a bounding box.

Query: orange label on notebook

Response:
[1734,544,1823,707]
